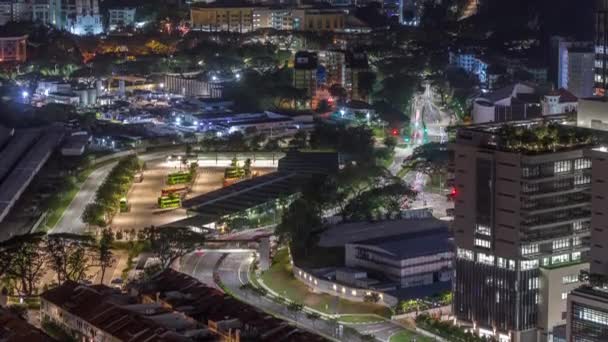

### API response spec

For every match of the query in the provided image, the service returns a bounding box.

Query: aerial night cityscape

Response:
[0,0,607,341]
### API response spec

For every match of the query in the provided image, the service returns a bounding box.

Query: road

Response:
[50,150,183,235]
[51,162,116,234]
[179,250,409,342]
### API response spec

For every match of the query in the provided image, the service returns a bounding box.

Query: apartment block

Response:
[451,121,593,342]
[293,51,317,98]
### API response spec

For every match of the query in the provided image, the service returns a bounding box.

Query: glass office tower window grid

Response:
[571,303,608,341]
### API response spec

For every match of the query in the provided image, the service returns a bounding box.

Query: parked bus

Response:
[158,196,181,209]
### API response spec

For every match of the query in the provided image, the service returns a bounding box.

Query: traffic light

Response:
[392,128,399,136]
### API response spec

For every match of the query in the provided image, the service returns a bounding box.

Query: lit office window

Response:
[561,292,569,300]
[475,238,491,249]
[574,158,591,170]
[521,259,539,270]
[528,277,540,290]
[554,160,572,174]
[563,275,579,284]
[551,254,570,265]
[475,224,491,236]
[553,238,570,250]
[457,248,474,261]
[572,252,581,261]
[477,252,495,265]
[521,244,539,255]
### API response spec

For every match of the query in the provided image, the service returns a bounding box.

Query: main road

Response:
[179,250,407,342]
[50,150,183,235]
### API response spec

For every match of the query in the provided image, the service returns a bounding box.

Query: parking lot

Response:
[111,158,276,232]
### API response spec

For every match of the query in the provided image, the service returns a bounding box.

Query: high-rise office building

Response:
[595,0,608,96]
[564,146,608,342]
[452,121,593,342]
[551,37,595,99]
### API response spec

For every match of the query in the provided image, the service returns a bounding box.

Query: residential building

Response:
[345,227,453,289]
[595,0,608,96]
[451,121,593,342]
[0,0,32,25]
[40,281,196,341]
[133,269,326,341]
[108,7,135,30]
[163,72,222,98]
[190,4,255,33]
[293,51,318,98]
[32,0,50,24]
[0,307,53,342]
[345,51,370,101]
[449,49,490,87]
[36,0,102,34]
[472,83,578,124]
[318,50,346,87]
[302,9,345,32]
[0,34,27,63]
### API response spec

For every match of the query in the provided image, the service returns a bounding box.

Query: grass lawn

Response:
[338,314,385,324]
[389,330,433,342]
[261,248,392,318]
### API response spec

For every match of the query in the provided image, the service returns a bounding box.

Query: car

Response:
[111,278,123,284]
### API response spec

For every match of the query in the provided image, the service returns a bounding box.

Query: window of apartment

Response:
[553,238,570,250]
[457,248,474,261]
[475,238,491,249]
[563,274,579,284]
[561,292,569,300]
[572,252,581,261]
[551,253,570,265]
[521,244,539,256]
[574,158,591,170]
[554,160,572,174]
[521,259,539,270]
[477,252,495,265]
[528,277,540,290]
[573,236,582,246]
[475,224,491,236]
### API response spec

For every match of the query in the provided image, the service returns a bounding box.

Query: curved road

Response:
[180,250,407,342]
[50,150,182,235]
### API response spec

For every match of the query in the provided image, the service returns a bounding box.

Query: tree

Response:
[4,234,46,296]
[143,226,205,268]
[306,312,321,327]
[82,203,107,226]
[401,142,449,176]
[357,71,377,100]
[287,302,304,320]
[364,293,381,303]
[45,234,93,285]
[95,229,115,284]
[383,136,397,151]
[290,130,308,149]
[276,198,323,257]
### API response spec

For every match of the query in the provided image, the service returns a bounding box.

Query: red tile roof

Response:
[140,270,326,341]
[40,281,187,342]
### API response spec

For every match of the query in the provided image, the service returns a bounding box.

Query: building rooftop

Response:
[0,307,53,342]
[455,120,595,155]
[319,213,445,247]
[136,269,326,341]
[350,227,452,259]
